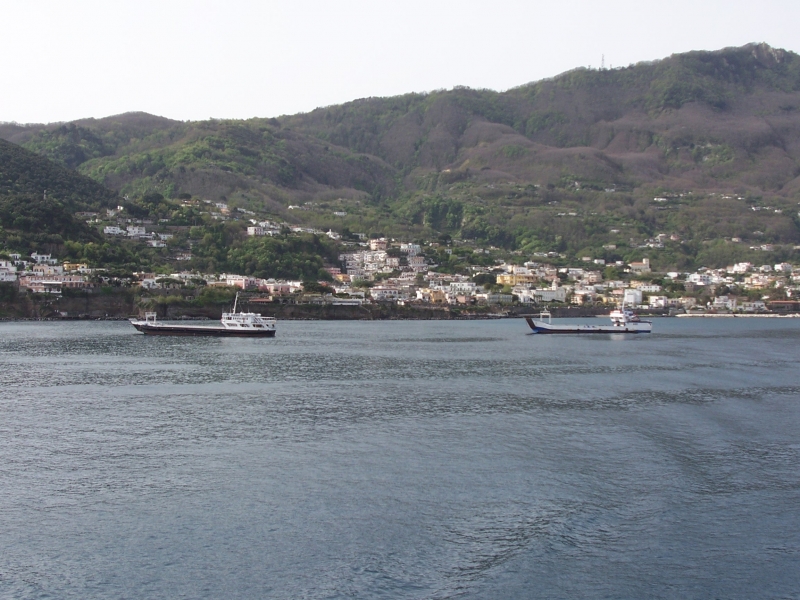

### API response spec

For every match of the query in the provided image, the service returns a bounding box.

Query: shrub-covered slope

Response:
[280,43,800,193]
[0,139,119,251]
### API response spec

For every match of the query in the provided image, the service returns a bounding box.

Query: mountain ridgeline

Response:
[4,43,800,267]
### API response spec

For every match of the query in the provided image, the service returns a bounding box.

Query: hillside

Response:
[2,113,400,225]
[280,43,800,193]
[0,139,120,253]
[0,138,119,211]
[4,43,800,268]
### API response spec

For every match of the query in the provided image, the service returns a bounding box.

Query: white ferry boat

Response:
[523,306,652,334]
[130,294,276,337]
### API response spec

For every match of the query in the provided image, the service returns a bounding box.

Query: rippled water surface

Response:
[1,318,799,599]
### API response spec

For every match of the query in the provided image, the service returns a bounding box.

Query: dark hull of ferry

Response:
[131,323,276,337]
[524,317,651,334]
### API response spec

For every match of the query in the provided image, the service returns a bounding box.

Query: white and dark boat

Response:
[130,294,276,337]
[523,306,652,334]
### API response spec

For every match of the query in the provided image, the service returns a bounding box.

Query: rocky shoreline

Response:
[5,293,795,321]
[0,292,666,321]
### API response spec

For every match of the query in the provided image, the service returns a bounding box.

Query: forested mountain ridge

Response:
[11,44,800,195]
[0,112,180,169]
[0,139,119,211]
[0,139,121,253]
[4,43,800,268]
[280,42,800,192]
[1,113,400,222]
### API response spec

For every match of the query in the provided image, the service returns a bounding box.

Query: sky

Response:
[1,0,799,124]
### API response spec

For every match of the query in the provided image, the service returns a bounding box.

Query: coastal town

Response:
[2,220,800,315]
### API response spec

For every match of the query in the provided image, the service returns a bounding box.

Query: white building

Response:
[30,252,57,265]
[687,273,712,285]
[570,289,597,305]
[534,287,567,303]
[629,258,651,274]
[370,286,402,301]
[648,295,669,308]
[33,264,64,276]
[730,262,752,274]
[225,275,259,289]
[476,293,514,305]
[449,281,477,294]
[623,289,643,305]
[247,226,274,236]
[0,260,17,282]
[738,301,767,312]
[712,295,737,311]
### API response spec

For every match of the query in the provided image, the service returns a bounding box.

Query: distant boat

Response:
[523,306,652,334]
[130,294,276,337]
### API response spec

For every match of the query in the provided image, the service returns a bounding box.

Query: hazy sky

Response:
[2,0,798,124]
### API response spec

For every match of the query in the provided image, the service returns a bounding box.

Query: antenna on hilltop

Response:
[601,54,605,70]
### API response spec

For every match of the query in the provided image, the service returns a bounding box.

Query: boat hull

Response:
[524,317,651,334]
[131,322,276,337]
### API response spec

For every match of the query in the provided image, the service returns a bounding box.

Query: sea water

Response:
[1,318,799,599]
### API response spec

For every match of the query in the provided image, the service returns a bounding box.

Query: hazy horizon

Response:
[3,0,800,125]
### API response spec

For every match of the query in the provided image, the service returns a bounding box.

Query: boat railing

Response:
[144,312,158,324]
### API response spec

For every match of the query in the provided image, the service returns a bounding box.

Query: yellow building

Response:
[496,273,538,286]
[63,262,88,272]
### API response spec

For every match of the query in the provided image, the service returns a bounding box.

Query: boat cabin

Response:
[221,311,276,330]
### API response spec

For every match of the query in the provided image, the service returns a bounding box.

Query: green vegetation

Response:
[0,193,101,253]
[0,139,114,253]
[0,138,118,211]
[3,44,800,272]
[222,234,338,280]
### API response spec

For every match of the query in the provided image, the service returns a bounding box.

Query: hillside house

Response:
[628,258,651,274]
[30,253,57,265]
[369,238,388,251]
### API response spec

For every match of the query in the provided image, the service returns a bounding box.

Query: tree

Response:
[472,273,496,287]
[302,279,329,294]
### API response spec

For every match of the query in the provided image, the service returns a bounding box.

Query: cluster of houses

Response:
[488,259,800,312]
[0,253,93,295]
[3,240,800,313]
[245,220,338,238]
[103,224,174,248]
